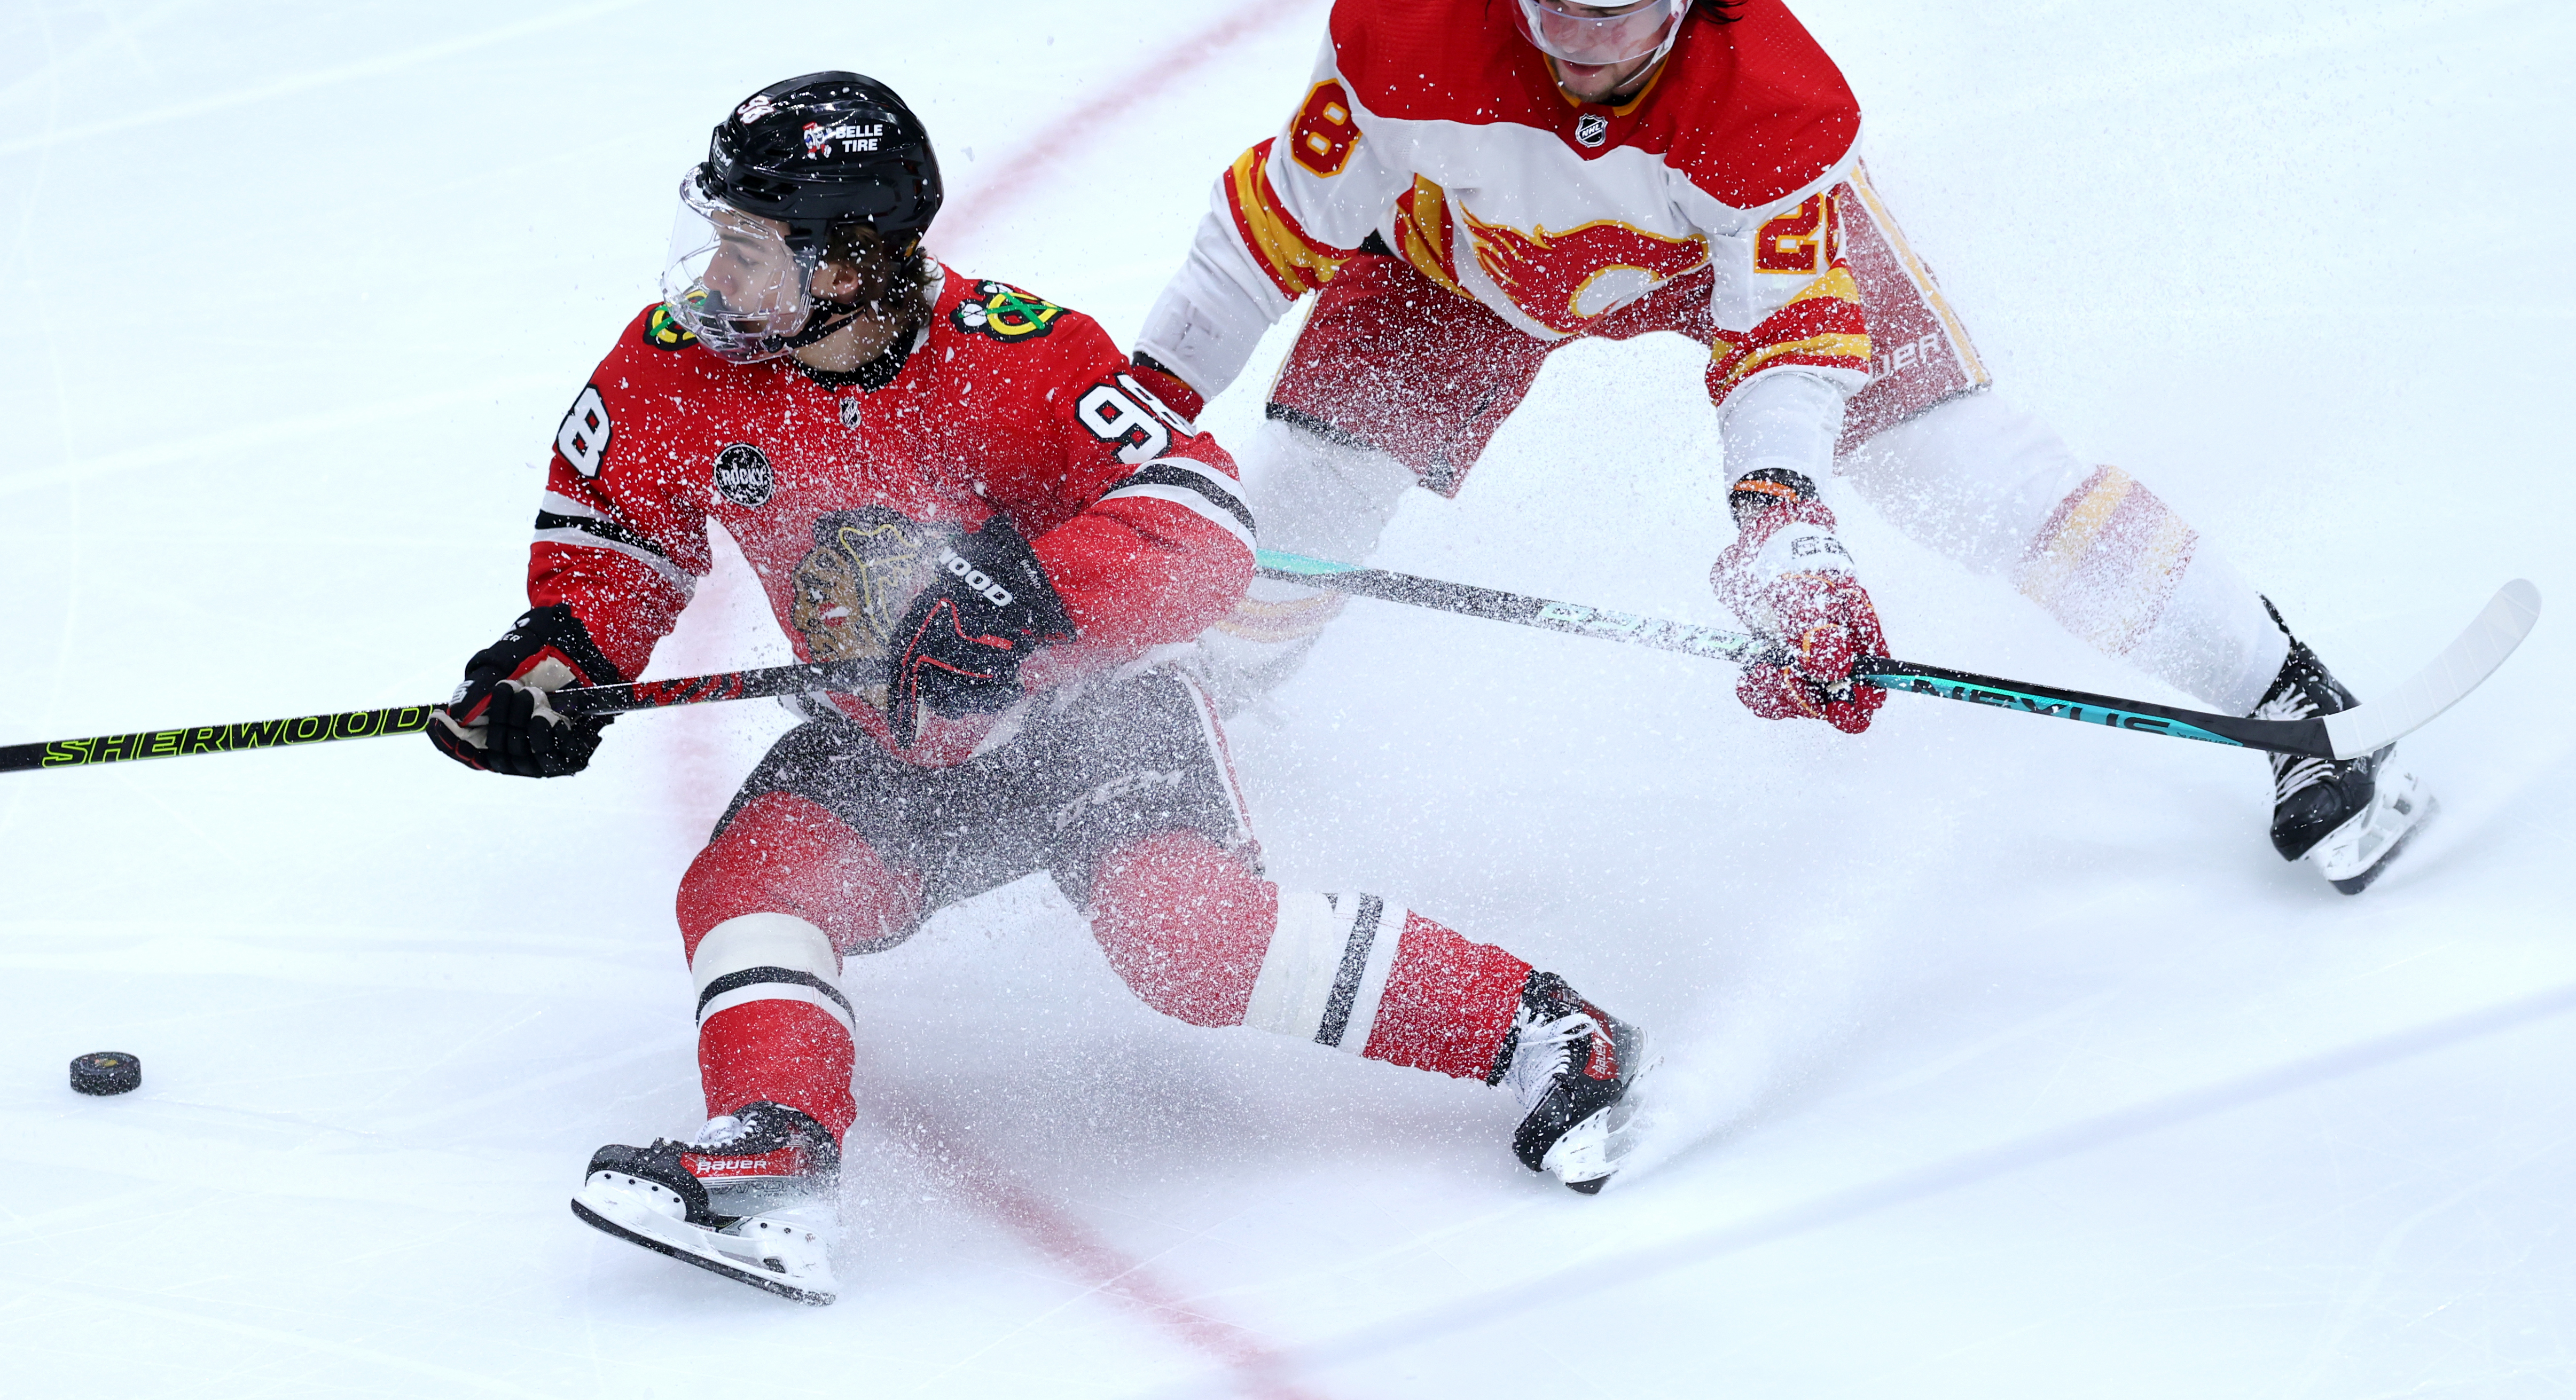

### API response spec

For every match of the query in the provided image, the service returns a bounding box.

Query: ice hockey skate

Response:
[2251,614,2437,895]
[1494,973,1650,1193]
[570,1101,842,1305]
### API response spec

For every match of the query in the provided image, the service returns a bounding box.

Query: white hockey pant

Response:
[1837,391,2290,715]
[1191,420,1415,707]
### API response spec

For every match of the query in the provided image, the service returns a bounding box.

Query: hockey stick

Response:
[1254,550,2542,761]
[0,658,888,775]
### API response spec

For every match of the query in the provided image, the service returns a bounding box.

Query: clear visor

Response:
[1511,0,1686,68]
[661,172,820,363]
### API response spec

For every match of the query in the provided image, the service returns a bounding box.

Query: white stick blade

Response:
[2323,580,2542,760]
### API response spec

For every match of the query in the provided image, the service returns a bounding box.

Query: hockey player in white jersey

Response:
[1121,0,2429,892]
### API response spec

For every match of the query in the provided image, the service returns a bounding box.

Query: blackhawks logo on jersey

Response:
[951,281,1064,343]
[787,508,946,705]
[641,302,698,351]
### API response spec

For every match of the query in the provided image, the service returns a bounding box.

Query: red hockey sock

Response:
[1353,910,1529,1082]
[698,1000,857,1140]
[673,792,922,1144]
[1087,832,1530,1082]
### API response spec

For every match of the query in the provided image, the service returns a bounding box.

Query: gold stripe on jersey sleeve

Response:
[1393,177,1470,300]
[1706,259,1872,401]
[1226,143,1354,301]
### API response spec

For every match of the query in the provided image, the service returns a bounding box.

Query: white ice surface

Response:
[3,2,2572,1396]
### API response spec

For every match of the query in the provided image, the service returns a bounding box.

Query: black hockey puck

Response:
[70,1051,142,1096]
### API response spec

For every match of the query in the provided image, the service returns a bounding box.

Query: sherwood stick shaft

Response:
[0,659,886,774]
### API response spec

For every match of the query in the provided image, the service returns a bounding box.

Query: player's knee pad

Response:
[1247,419,1416,562]
[677,791,924,957]
[1836,391,2094,575]
[1086,832,1275,1028]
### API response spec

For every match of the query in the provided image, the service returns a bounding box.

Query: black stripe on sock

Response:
[695,966,855,1025]
[1105,463,1257,538]
[1315,894,1385,1048]
[534,510,672,562]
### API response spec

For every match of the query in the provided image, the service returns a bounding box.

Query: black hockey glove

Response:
[886,517,1076,748]
[427,603,623,777]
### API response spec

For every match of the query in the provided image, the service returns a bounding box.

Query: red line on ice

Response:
[933,0,1319,253]
[860,1084,1325,1400]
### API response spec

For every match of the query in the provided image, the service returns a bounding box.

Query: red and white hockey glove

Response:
[426,603,623,777]
[886,517,1076,748]
[1709,469,1889,735]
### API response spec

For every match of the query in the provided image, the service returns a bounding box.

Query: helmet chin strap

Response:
[780,300,870,351]
[779,246,930,353]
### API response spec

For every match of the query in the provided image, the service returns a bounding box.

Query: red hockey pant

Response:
[672,791,1534,1142]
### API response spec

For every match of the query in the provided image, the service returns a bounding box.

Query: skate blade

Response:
[571,1185,836,1305]
[2308,768,2438,895]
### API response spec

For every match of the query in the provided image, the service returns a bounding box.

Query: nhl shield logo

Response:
[839,397,864,431]
[1573,114,1609,149]
[712,443,775,508]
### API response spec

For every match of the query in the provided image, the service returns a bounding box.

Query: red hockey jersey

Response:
[527,265,1256,767]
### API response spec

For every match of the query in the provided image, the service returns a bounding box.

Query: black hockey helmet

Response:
[701,72,943,258]
[664,73,943,363]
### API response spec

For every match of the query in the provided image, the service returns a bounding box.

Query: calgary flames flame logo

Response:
[1463,209,1708,335]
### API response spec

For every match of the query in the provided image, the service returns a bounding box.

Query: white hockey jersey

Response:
[1137,0,1875,416]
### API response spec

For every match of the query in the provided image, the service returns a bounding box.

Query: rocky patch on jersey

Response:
[712,443,774,508]
[641,303,698,351]
[951,281,1064,342]
[788,508,944,694]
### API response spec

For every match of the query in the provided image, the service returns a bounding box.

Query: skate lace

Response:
[1500,1007,1606,1112]
[688,1114,752,1150]
[2251,689,2335,802]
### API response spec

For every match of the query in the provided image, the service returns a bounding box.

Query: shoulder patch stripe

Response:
[532,525,695,593]
[534,509,671,560]
[538,491,609,522]
[1099,481,1258,553]
[1105,461,1257,536]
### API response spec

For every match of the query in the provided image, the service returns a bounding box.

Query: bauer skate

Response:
[2252,610,2438,895]
[570,1100,842,1304]
[1494,973,1650,1194]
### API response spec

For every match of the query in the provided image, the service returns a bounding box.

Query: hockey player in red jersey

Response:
[426,74,1647,1304]
[1132,0,2429,893]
